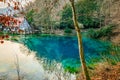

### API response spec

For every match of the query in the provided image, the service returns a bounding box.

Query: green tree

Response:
[60,0,101,29]
[60,4,74,29]
[26,9,35,25]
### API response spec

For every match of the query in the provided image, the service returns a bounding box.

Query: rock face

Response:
[111,24,120,45]
[110,2,120,44]
[0,6,18,16]
[107,0,120,44]
[19,18,32,34]
[0,5,32,34]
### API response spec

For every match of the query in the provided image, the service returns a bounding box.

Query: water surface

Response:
[20,35,111,68]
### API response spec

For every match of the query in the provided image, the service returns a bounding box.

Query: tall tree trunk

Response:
[69,0,91,80]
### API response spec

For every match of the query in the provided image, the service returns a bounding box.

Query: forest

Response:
[0,0,120,80]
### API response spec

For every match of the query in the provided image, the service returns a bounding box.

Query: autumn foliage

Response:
[0,0,5,3]
[0,15,21,43]
[0,35,9,44]
[0,15,21,26]
[0,0,22,43]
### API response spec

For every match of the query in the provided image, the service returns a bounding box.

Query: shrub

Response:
[64,27,72,34]
[87,29,98,38]
[87,25,114,39]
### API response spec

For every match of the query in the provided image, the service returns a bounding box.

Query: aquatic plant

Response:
[101,45,120,65]
[38,58,76,80]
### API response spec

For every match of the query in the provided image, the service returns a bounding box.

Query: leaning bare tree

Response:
[69,0,91,80]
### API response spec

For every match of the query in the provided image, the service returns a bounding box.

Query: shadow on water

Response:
[20,35,111,69]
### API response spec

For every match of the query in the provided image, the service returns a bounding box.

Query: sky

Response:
[0,0,34,8]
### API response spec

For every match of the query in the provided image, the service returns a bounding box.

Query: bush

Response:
[64,27,72,34]
[87,29,98,38]
[100,25,113,36]
[87,25,114,39]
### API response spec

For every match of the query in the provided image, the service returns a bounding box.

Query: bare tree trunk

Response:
[69,0,90,80]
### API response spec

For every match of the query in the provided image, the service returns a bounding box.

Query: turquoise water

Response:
[20,35,111,69]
